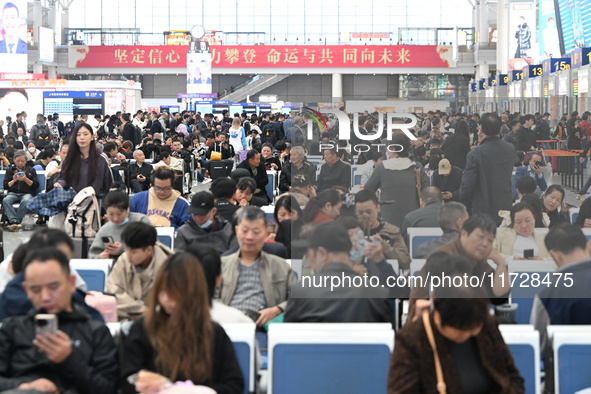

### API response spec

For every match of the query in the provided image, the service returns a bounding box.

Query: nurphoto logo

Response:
[304,107,417,153]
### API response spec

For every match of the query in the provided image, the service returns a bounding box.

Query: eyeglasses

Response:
[153,186,172,193]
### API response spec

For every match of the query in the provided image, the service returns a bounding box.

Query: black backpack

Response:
[133,125,142,147]
[35,125,51,148]
[64,121,75,139]
[263,124,277,145]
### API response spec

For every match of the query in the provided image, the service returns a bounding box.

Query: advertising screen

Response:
[539,0,561,58]
[509,2,536,70]
[43,91,104,116]
[38,26,54,62]
[0,0,27,73]
[187,52,212,94]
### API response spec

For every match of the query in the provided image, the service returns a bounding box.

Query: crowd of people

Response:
[0,107,588,393]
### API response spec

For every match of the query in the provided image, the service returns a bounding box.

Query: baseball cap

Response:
[293,222,352,253]
[438,159,451,175]
[188,191,215,215]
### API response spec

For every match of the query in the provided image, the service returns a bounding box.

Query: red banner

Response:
[69,45,455,68]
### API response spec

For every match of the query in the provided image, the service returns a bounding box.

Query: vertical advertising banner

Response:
[0,0,27,72]
[187,52,212,94]
[539,0,561,59]
[39,26,54,62]
[509,1,536,70]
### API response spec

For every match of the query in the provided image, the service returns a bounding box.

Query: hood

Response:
[382,157,415,171]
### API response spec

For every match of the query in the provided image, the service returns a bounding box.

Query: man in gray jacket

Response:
[175,191,234,253]
[219,206,292,327]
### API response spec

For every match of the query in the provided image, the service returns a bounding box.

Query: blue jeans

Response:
[3,192,33,223]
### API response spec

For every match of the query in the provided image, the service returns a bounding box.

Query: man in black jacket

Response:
[316,147,351,193]
[129,149,153,193]
[460,113,517,226]
[278,145,316,192]
[3,150,39,230]
[236,149,269,202]
[0,248,118,394]
[120,113,136,144]
[516,114,537,151]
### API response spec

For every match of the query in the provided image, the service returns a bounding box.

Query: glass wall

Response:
[67,0,474,45]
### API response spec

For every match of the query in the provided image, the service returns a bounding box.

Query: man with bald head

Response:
[129,150,153,193]
[400,186,444,243]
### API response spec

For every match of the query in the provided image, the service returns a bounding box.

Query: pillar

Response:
[332,73,343,102]
[497,0,509,74]
[478,0,489,46]
[477,63,489,82]
[47,66,57,79]
[33,63,43,74]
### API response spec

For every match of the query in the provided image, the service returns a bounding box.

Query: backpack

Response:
[133,125,142,147]
[263,124,278,145]
[63,186,100,240]
[35,125,52,148]
[64,121,75,139]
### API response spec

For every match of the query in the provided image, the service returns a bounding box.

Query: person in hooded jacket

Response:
[174,192,234,254]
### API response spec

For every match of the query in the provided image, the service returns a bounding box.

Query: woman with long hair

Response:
[228,117,246,156]
[119,252,244,394]
[56,122,112,196]
[274,194,304,258]
[302,189,342,224]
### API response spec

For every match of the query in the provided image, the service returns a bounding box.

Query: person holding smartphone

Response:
[2,149,39,231]
[511,152,547,201]
[129,149,153,193]
[493,202,550,261]
[89,191,152,259]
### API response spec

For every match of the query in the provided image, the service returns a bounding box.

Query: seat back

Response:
[508,260,557,324]
[222,323,257,394]
[262,205,276,225]
[266,171,276,201]
[268,323,394,394]
[156,227,175,249]
[306,155,322,168]
[570,208,580,224]
[351,165,363,187]
[69,259,112,292]
[553,331,591,394]
[407,227,443,258]
[500,330,541,394]
[34,171,47,195]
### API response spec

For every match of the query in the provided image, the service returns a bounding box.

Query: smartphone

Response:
[35,314,58,336]
[535,161,542,167]
[17,171,24,177]
[102,236,114,244]
[524,249,534,259]
[127,311,142,316]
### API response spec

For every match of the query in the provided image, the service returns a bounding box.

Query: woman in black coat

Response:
[442,119,471,169]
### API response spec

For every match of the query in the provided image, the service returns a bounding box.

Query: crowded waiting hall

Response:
[0,0,590,393]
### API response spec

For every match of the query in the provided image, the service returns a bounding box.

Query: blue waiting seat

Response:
[507,260,556,324]
[266,171,276,201]
[268,323,394,394]
[156,227,175,249]
[500,328,540,394]
[407,227,443,258]
[222,323,257,394]
[69,259,112,292]
[553,331,591,394]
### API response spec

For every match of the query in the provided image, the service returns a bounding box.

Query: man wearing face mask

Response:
[284,222,394,325]
[174,191,234,254]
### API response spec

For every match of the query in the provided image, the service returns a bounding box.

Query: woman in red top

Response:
[303,189,342,224]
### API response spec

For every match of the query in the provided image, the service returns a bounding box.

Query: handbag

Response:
[210,150,222,161]
[423,311,447,394]
[414,162,422,201]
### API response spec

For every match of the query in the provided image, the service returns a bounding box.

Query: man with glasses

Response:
[130,166,190,230]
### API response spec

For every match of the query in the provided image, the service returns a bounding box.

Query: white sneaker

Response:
[201,178,213,184]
